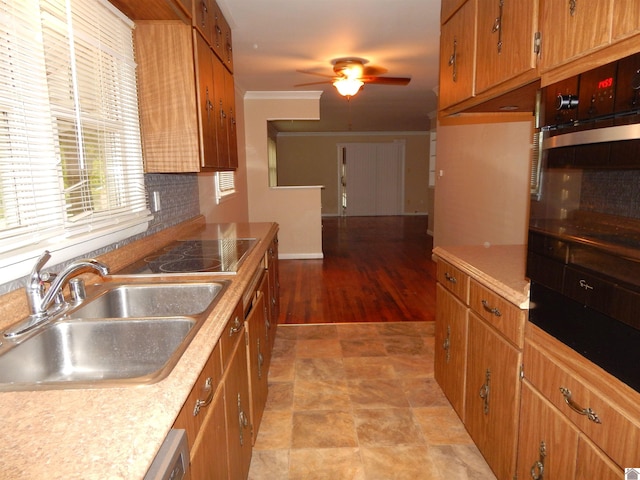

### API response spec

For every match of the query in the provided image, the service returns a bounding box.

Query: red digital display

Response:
[598,77,614,89]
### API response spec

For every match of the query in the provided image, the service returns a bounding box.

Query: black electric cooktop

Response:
[116,238,257,275]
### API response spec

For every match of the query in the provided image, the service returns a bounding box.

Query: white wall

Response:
[243,92,324,259]
[433,114,533,248]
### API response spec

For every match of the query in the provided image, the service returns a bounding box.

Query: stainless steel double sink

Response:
[0,281,229,391]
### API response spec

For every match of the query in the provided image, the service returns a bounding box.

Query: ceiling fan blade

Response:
[363,76,411,86]
[362,65,388,76]
[294,80,332,87]
[296,69,335,78]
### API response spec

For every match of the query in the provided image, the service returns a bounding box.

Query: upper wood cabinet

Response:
[538,0,613,72]
[133,22,237,172]
[438,0,477,110]
[192,0,234,72]
[475,0,538,94]
[441,0,467,23]
[108,0,192,22]
[134,22,200,172]
[613,0,640,40]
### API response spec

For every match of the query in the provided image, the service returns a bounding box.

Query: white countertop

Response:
[0,221,278,479]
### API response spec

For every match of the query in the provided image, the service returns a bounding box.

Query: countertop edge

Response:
[433,245,530,309]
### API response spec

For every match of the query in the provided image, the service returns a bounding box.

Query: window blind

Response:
[0,0,150,278]
[215,170,235,204]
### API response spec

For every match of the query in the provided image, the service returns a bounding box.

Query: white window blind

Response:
[0,0,150,280]
[215,170,235,204]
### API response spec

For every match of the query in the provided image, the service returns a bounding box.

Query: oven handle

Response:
[543,123,640,149]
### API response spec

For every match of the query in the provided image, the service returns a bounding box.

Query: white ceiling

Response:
[216,0,442,133]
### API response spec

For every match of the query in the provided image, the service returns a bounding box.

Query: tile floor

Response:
[247,322,497,479]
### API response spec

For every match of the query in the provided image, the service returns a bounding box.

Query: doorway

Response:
[338,142,405,216]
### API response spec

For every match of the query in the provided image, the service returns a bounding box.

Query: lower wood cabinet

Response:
[245,273,269,445]
[435,255,526,480]
[434,283,468,419]
[172,236,280,479]
[223,320,252,480]
[465,312,521,480]
[517,380,580,480]
[519,324,636,478]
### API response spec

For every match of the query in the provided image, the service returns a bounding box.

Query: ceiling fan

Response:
[296,58,411,97]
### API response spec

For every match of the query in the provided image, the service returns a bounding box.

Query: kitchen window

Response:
[0,0,151,281]
[215,171,236,204]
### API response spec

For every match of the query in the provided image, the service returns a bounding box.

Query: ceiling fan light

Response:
[333,78,364,97]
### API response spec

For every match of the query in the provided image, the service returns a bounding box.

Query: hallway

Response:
[278,216,437,324]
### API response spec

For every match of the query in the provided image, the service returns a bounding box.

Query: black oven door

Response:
[529,281,640,393]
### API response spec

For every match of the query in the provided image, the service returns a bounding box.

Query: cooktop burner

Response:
[116,238,257,275]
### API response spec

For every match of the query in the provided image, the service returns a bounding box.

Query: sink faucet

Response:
[5,251,110,338]
[34,252,110,315]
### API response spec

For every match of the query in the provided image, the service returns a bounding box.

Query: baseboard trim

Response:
[279,253,324,260]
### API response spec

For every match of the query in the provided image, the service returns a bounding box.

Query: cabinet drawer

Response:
[524,339,640,468]
[173,341,223,451]
[220,301,245,369]
[469,279,525,348]
[437,259,469,302]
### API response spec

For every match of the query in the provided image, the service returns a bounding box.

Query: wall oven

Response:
[527,52,640,393]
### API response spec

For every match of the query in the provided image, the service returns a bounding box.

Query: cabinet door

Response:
[245,290,269,445]
[266,235,280,344]
[575,436,623,480]
[434,284,468,419]
[539,0,613,71]
[438,0,477,110]
[224,67,238,169]
[224,332,252,480]
[612,0,640,40]
[441,0,466,23]
[212,57,229,168]
[195,32,219,169]
[465,312,521,480]
[134,22,200,173]
[475,0,538,94]
[517,381,579,480]
[192,0,215,46]
[189,387,229,479]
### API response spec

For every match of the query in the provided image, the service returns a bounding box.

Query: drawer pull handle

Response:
[444,272,457,284]
[529,440,546,480]
[479,368,491,415]
[229,316,243,336]
[559,387,601,423]
[481,299,502,317]
[443,325,451,363]
[238,393,249,446]
[193,377,214,416]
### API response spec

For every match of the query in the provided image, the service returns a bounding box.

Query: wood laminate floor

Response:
[278,216,437,324]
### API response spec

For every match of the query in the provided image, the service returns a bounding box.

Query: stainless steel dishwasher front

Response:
[144,429,190,480]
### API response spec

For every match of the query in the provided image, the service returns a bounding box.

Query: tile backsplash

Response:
[581,169,640,220]
[0,173,200,295]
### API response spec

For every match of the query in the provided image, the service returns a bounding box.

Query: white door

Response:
[340,142,404,216]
